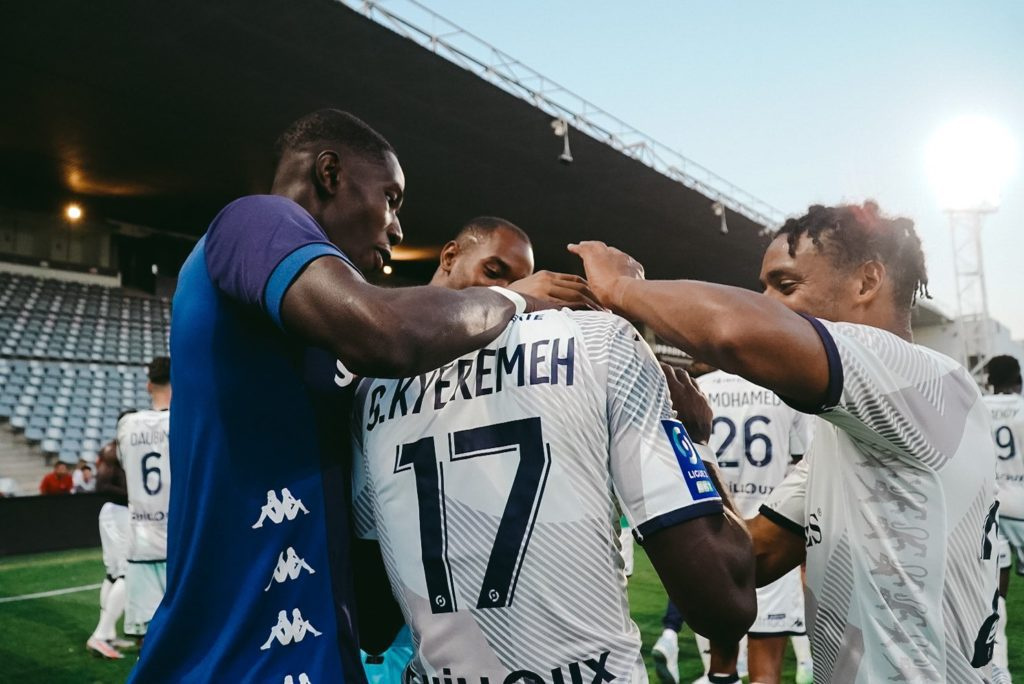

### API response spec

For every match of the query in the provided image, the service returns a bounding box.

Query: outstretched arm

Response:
[282,256,528,377]
[569,242,830,409]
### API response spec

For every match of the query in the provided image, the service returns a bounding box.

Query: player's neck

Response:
[150,389,171,411]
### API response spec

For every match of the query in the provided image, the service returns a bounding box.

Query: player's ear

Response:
[313,150,342,197]
[438,240,460,274]
[856,259,886,304]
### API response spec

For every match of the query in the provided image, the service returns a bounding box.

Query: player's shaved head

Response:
[274,109,395,165]
[431,217,535,290]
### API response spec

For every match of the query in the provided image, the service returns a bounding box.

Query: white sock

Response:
[98,577,112,610]
[694,633,711,673]
[92,577,125,641]
[791,633,813,665]
[662,627,677,641]
[994,596,1009,672]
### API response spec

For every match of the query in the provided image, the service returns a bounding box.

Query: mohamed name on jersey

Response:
[364,315,574,433]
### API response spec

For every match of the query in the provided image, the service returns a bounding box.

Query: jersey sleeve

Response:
[350,380,378,541]
[597,317,724,543]
[789,412,814,459]
[795,315,981,468]
[759,456,807,536]
[203,195,360,329]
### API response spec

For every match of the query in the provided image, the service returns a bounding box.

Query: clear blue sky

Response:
[423,0,1024,337]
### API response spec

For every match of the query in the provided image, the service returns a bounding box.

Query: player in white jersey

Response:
[984,355,1024,681]
[570,201,1000,682]
[651,370,815,684]
[353,308,757,683]
[119,356,172,639]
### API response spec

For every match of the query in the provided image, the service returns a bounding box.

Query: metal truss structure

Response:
[948,209,994,375]
[339,0,787,229]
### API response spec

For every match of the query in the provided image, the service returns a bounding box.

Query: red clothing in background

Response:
[39,472,72,495]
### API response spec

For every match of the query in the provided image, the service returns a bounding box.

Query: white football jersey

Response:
[352,311,723,683]
[984,393,1024,521]
[118,409,171,561]
[698,370,813,518]
[762,319,999,683]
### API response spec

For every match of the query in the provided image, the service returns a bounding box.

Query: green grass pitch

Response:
[1,547,1020,682]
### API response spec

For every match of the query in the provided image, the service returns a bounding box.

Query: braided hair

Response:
[774,201,930,308]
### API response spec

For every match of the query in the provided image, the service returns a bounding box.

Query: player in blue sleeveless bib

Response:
[129,110,586,683]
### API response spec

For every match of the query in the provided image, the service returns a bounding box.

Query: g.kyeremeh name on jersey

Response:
[697,370,812,518]
[353,310,722,684]
[118,409,171,561]
[984,393,1024,521]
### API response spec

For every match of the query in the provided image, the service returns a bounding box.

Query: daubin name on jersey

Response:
[127,428,167,448]
[365,328,574,433]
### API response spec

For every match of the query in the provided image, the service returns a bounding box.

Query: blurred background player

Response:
[570,201,1000,681]
[985,354,1023,681]
[652,368,814,684]
[352,307,756,682]
[87,441,131,659]
[120,356,172,642]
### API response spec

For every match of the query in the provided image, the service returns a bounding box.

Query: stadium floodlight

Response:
[926,115,1017,211]
[65,203,83,221]
[551,118,573,165]
[711,201,727,234]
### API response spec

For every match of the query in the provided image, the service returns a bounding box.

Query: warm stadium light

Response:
[926,115,1017,211]
[65,203,83,221]
[382,265,394,275]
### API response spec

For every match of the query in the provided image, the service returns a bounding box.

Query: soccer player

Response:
[87,441,132,659]
[570,201,1000,681]
[652,370,814,684]
[120,356,172,642]
[129,110,591,683]
[984,354,1024,679]
[352,307,757,681]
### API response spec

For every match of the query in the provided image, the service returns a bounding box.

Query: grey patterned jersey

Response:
[352,310,723,683]
[762,318,1000,683]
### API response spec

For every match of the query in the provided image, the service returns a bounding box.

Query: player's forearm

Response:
[748,514,805,587]
[366,286,515,377]
[328,286,515,379]
[614,278,828,405]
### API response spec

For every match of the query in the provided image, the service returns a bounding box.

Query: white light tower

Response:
[926,115,1017,376]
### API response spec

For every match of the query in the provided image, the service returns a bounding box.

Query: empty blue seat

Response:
[25,426,44,442]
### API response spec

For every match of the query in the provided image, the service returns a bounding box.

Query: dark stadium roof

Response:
[0,0,772,286]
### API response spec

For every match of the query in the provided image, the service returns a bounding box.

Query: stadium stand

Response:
[0,270,169,492]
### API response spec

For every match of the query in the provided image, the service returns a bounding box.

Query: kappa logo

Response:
[252,488,310,529]
[260,608,322,651]
[283,675,311,684]
[265,547,316,591]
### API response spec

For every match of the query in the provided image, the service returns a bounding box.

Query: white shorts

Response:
[124,561,167,636]
[98,502,130,579]
[749,566,806,637]
[998,516,1024,571]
